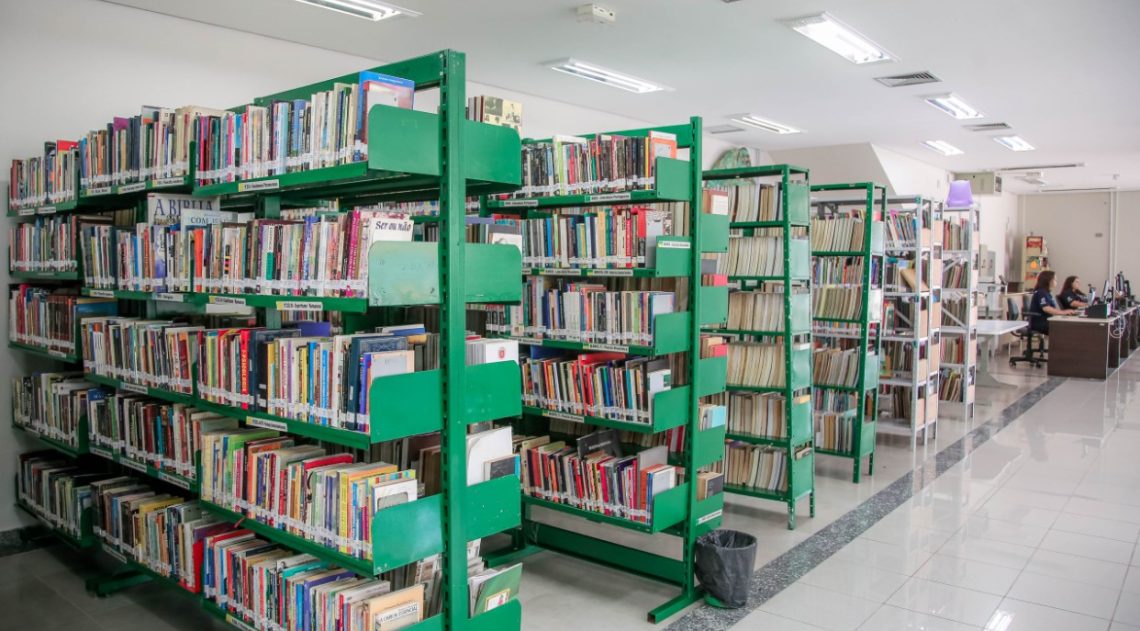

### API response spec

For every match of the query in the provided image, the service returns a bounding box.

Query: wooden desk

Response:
[1048,315,1124,379]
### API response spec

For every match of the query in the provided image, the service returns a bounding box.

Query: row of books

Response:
[943,219,970,251]
[17,453,99,540]
[726,342,786,388]
[884,258,924,293]
[195,70,414,185]
[943,296,971,327]
[8,287,117,353]
[720,236,791,277]
[79,105,207,191]
[8,142,79,210]
[716,182,782,223]
[725,391,788,438]
[939,369,966,400]
[516,278,676,346]
[814,257,864,285]
[514,206,672,270]
[942,336,969,363]
[943,259,970,289]
[82,317,204,395]
[517,433,678,523]
[714,442,788,492]
[11,372,90,449]
[467,95,523,131]
[813,286,864,321]
[810,217,865,252]
[516,131,677,197]
[881,341,917,378]
[727,290,794,332]
[8,215,80,272]
[520,353,671,423]
[884,211,921,246]
[814,347,862,387]
[545,417,692,457]
[814,412,854,454]
[89,391,237,482]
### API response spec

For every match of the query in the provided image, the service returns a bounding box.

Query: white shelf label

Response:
[499,199,538,208]
[537,269,577,276]
[121,458,148,474]
[86,186,112,196]
[153,176,183,187]
[91,447,114,460]
[697,509,723,525]
[227,614,258,631]
[589,268,635,277]
[247,417,288,432]
[121,383,148,395]
[104,546,128,564]
[88,289,115,298]
[584,343,630,353]
[275,301,323,311]
[238,179,280,192]
[545,410,584,423]
[158,472,191,490]
[588,192,631,203]
[17,208,36,216]
[657,240,692,250]
[36,206,57,215]
[210,296,246,305]
[47,349,68,358]
[153,292,185,303]
[118,182,145,194]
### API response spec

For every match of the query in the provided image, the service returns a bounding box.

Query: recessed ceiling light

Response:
[782,13,895,64]
[293,0,419,21]
[924,93,984,120]
[994,135,1035,152]
[731,114,801,135]
[547,58,668,94]
[923,140,963,156]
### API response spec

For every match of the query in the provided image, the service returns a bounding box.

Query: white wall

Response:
[1020,192,1112,290]
[766,144,890,190]
[871,145,951,200]
[1114,191,1140,283]
[978,190,1021,283]
[0,0,739,531]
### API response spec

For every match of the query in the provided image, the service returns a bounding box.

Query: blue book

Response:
[293,321,331,337]
[345,335,409,423]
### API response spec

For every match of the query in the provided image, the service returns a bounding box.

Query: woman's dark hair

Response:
[1061,275,1080,295]
[1035,270,1056,292]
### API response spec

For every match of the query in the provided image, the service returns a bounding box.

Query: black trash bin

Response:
[694,529,757,608]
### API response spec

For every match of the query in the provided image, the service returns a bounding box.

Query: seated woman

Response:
[1058,275,1090,310]
[1029,271,1078,334]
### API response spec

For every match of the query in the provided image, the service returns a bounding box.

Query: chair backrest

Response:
[1007,297,1022,320]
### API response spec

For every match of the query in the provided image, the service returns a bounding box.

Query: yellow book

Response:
[338,462,397,554]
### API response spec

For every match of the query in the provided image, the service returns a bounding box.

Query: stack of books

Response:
[813,286,864,320]
[520,353,671,423]
[726,391,787,438]
[881,342,915,379]
[942,336,967,363]
[8,216,79,273]
[722,182,781,223]
[7,140,78,210]
[517,278,676,345]
[17,453,106,539]
[516,206,670,270]
[813,347,861,387]
[721,236,786,277]
[942,295,969,325]
[194,70,414,186]
[88,391,238,481]
[8,287,116,353]
[515,131,677,197]
[726,342,786,388]
[516,434,677,524]
[810,217,865,252]
[716,442,788,492]
[727,290,787,331]
[81,317,203,395]
[943,220,969,250]
[79,105,210,192]
[814,257,864,284]
[11,372,91,448]
[884,211,919,247]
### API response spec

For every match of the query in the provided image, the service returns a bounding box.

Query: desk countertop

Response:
[976,320,1027,336]
[1051,315,1120,324]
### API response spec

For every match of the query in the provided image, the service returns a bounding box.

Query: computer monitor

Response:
[1089,288,1097,305]
[1103,279,1111,301]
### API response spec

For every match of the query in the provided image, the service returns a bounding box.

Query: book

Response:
[466,426,513,485]
[468,563,522,616]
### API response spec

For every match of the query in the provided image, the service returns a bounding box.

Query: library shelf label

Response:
[247,417,288,432]
[657,241,692,250]
[210,296,246,306]
[88,290,115,298]
[154,293,185,303]
[500,199,538,208]
[121,383,148,395]
[119,183,146,194]
[153,176,183,187]
[36,206,57,215]
[276,301,323,311]
[120,459,148,474]
[238,179,280,192]
[18,208,36,216]
[588,192,631,203]
[158,472,191,490]
[697,509,724,525]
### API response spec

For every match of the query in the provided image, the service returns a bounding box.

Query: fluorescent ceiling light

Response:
[924,93,984,120]
[293,0,419,21]
[731,114,801,135]
[923,140,963,156]
[782,13,895,64]
[994,135,1036,151]
[547,58,668,93]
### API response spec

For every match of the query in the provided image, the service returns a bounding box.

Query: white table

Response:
[976,319,1027,388]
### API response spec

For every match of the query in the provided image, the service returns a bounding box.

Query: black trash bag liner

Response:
[694,529,757,608]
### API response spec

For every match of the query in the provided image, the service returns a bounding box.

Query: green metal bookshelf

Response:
[702,164,815,530]
[481,118,728,623]
[7,50,525,631]
[809,183,885,483]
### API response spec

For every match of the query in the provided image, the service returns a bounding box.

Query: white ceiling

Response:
[105,0,1140,193]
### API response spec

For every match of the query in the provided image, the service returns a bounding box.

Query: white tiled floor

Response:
[6,352,1140,631]
[742,356,1140,631]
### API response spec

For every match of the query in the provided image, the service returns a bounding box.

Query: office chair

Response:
[1008,297,1047,368]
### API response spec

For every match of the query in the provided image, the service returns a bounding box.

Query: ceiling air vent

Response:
[707,124,745,134]
[964,122,1013,132]
[874,71,940,87]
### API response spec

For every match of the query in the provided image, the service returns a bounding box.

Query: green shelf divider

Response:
[88,444,198,493]
[521,386,690,434]
[508,311,692,356]
[15,500,96,548]
[8,269,81,281]
[13,423,88,458]
[7,198,79,218]
[693,425,727,469]
[522,482,690,534]
[85,373,196,406]
[368,242,522,306]
[8,341,79,363]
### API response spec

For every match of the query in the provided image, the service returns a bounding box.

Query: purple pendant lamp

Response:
[946,180,974,208]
